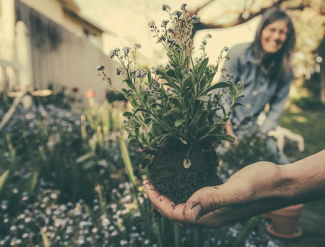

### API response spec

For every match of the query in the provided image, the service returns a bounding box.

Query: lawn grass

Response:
[280,106,325,214]
[280,107,325,157]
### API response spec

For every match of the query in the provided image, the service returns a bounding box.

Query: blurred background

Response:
[1,0,325,246]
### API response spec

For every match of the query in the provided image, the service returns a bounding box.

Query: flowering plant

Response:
[99,4,244,205]
[99,4,243,165]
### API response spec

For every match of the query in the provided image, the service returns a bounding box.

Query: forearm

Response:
[243,150,325,207]
[279,150,325,204]
[221,151,325,208]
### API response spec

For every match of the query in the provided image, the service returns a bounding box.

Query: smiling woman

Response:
[222,7,296,165]
[261,19,288,54]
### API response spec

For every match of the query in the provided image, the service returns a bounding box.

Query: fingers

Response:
[182,186,222,223]
[143,180,232,227]
[143,180,185,223]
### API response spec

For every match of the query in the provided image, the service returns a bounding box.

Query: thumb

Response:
[182,187,222,223]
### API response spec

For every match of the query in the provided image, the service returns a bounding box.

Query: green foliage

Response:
[0,87,279,247]
[0,102,143,215]
[291,96,324,111]
[280,108,325,157]
[219,130,277,173]
[99,5,242,155]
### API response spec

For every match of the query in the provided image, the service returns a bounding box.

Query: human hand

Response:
[143,161,288,228]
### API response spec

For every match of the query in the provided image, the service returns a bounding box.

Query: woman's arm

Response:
[143,150,325,228]
[260,77,292,133]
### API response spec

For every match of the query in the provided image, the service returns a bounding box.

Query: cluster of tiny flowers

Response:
[108,47,121,59]
[148,4,200,50]
[199,33,213,59]
[130,68,147,79]
[0,184,154,247]
[216,46,230,64]
[172,10,182,18]
[182,67,193,78]
[97,66,112,85]
[116,67,124,75]
[190,15,200,23]
[0,105,84,175]
[162,4,171,12]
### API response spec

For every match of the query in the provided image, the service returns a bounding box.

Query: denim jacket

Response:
[220,43,293,133]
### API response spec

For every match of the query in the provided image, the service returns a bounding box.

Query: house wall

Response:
[19,0,103,49]
[13,0,123,103]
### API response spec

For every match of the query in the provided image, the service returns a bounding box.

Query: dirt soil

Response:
[147,141,223,204]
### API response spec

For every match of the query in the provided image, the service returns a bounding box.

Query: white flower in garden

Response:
[161,20,169,27]
[134,43,141,49]
[162,4,171,12]
[191,14,200,23]
[108,50,115,58]
[172,10,182,18]
[122,46,131,54]
[148,20,156,28]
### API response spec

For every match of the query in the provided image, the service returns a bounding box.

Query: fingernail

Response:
[191,205,201,222]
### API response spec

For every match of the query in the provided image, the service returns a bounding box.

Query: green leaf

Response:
[132,108,151,117]
[150,103,165,108]
[166,69,176,78]
[40,228,51,247]
[147,71,153,87]
[144,117,152,124]
[201,81,231,95]
[123,79,136,90]
[196,57,209,82]
[194,123,226,136]
[229,83,238,103]
[189,110,208,130]
[122,88,134,97]
[182,77,193,92]
[128,96,138,108]
[196,95,210,101]
[206,72,217,85]
[135,127,140,138]
[123,112,133,117]
[229,102,244,112]
[174,119,185,127]
[199,134,235,142]
[0,170,10,193]
[233,216,260,247]
[182,56,189,68]
[152,121,167,129]
[158,68,180,90]
[169,97,182,108]
[25,171,38,193]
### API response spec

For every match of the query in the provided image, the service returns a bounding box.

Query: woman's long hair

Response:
[251,8,296,82]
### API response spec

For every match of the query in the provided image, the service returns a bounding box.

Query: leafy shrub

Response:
[291,96,324,110]
[218,130,277,176]
[0,103,144,211]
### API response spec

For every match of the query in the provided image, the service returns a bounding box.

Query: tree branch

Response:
[191,0,309,37]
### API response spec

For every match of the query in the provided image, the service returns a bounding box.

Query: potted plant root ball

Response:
[98,4,243,205]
